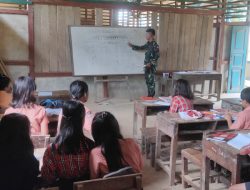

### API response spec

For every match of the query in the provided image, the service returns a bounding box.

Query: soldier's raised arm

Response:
[128,42,147,51]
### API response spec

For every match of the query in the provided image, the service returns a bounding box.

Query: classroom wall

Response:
[158,13,214,71]
[34,4,80,73]
[0,6,232,98]
[0,14,28,60]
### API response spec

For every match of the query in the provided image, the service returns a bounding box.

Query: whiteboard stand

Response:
[94,76,133,103]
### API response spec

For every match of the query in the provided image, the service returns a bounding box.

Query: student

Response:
[89,111,143,179]
[229,183,249,190]
[225,87,250,129]
[0,113,39,190]
[169,79,194,113]
[4,76,48,135]
[57,80,94,135]
[41,101,94,190]
[0,74,12,109]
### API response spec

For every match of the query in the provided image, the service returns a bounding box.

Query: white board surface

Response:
[70,26,146,76]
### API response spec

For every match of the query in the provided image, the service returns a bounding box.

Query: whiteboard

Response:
[69,26,146,76]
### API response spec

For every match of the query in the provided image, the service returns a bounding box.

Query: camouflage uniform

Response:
[131,41,160,97]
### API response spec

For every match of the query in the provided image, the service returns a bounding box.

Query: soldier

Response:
[128,28,160,97]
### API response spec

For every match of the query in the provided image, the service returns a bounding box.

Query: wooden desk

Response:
[133,98,214,136]
[222,98,243,112]
[155,112,227,186]
[172,71,222,101]
[202,130,250,190]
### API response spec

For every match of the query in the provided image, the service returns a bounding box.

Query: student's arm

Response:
[226,112,246,130]
[224,113,233,128]
[240,144,250,155]
[89,149,101,179]
[56,110,63,135]
[129,43,147,51]
[41,109,49,135]
[149,43,160,69]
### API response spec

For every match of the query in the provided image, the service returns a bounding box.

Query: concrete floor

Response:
[85,94,237,190]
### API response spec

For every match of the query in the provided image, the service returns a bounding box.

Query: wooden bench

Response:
[181,148,218,189]
[74,173,142,190]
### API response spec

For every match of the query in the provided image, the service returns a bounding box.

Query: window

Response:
[117,9,157,27]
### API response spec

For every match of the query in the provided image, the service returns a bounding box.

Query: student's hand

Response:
[240,144,250,155]
[128,42,133,47]
[146,63,151,68]
[224,113,232,121]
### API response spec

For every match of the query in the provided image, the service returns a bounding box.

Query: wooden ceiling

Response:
[0,0,249,22]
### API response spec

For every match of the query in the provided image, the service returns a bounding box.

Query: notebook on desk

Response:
[227,133,250,150]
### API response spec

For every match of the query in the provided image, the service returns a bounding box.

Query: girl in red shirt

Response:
[169,79,194,113]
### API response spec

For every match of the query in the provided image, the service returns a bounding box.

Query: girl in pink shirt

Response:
[89,112,143,179]
[57,80,94,136]
[0,74,12,109]
[4,76,48,135]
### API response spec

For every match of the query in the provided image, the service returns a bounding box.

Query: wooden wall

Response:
[34,4,80,73]
[0,14,28,60]
[158,13,213,71]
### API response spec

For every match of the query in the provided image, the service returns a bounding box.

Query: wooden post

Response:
[95,8,109,98]
[216,0,225,71]
[28,5,35,78]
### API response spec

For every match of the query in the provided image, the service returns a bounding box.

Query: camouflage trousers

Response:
[145,71,155,97]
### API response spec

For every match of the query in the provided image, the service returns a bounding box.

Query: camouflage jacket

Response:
[131,40,160,73]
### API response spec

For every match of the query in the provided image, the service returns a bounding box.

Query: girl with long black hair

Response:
[89,111,143,179]
[41,100,94,190]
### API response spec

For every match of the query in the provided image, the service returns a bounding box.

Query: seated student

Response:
[225,87,250,129]
[229,143,250,190]
[0,113,39,190]
[0,74,12,109]
[4,76,48,135]
[169,79,194,113]
[229,183,249,190]
[57,80,94,135]
[89,112,143,179]
[41,101,94,190]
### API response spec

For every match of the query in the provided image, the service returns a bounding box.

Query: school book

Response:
[207,132,237,142]
[227,133,250,150]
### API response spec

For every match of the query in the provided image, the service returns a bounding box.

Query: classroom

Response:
[0,0,250,190]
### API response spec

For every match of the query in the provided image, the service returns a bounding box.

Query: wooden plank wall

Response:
[0,14,28,61]
[158,13,213,71]
[34,4,80,73]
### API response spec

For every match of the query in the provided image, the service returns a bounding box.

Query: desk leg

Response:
[201,80,205,97]
[231,160,241,185]
[217,79,222,101]
[155,128,162,170]
[142,108,147,130]
[169,135,178,186]
[202,155,210,190]
[208,80,213,99]
[133,105,138,138]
